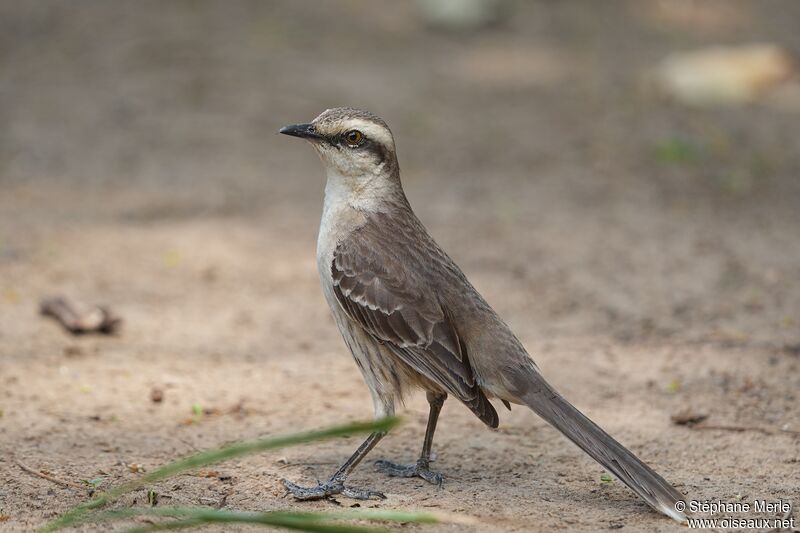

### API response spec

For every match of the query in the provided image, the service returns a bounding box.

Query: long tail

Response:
[518,371,687,522]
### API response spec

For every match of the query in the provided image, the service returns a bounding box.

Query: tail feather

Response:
[520,374,687,522]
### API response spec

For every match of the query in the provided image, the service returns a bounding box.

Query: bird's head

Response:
[280,108,398,180]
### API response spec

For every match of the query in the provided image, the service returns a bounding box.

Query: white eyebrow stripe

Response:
[341,119,394,148]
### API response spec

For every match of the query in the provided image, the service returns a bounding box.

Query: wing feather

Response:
[331,228,498,428]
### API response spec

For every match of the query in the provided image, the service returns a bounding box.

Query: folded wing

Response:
[331,227,498,428]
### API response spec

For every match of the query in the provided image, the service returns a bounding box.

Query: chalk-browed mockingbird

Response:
[279,108,687,521]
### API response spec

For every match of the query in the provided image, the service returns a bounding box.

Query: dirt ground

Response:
[1,1,799,531]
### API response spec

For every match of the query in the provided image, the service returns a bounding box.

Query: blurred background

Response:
[1,1,799,531]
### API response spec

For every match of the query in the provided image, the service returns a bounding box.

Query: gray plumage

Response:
[279,107,688,522]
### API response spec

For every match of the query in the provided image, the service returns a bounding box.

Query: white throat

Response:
[316,165,400,268]
[322,168,392,213]
[316,170,367,270]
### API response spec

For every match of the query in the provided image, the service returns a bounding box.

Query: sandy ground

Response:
[1,1,800,531]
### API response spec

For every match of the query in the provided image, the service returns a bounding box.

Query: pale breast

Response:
[316,176,369,282]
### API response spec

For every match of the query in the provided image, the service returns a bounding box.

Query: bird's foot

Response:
[374,458,443,486]
[282,478,386,501]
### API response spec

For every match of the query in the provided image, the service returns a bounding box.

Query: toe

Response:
[374,459,409,477]
[281,478,303,494]
[342,486,387,500]
[281,479,333,501]
[373,459,396,469]
[374,459,444,485]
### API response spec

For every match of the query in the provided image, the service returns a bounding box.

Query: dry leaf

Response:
[671,408,709,426]
[653,44,795,106]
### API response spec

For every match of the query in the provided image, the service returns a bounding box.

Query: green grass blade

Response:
[115,518,205,533]
[88,507,440,533]
[117,516,384,533]
[39,417,400,533]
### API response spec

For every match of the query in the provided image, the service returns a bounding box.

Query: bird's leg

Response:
[374,392,445,486]
[283,431,387,501]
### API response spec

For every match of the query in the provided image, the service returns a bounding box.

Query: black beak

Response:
[279,123,323,141]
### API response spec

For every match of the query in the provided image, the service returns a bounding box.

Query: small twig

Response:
[40,296,121,335]
[216,491,230,509]
[176,437,200,453]
[17,461,86,490]
[276,461,337,470]
[198,491,230,509]
[691,423,800,436]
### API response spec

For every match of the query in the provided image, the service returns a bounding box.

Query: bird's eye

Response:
[343,130,364,147]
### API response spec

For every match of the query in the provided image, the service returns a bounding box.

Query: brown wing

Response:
[331,228,498,428]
